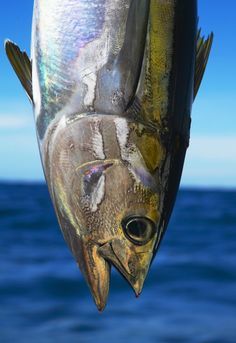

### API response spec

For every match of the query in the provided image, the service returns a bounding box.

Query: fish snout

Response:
[70,237,111,312]
[98,237,154,297]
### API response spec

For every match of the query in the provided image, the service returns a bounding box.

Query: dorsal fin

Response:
[5,40,33,102]
[194,30,213,99]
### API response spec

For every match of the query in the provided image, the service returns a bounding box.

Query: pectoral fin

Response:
[5,40,33,102]
[194,30,213,99]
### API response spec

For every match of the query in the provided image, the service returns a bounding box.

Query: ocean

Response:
[0,183,236,343]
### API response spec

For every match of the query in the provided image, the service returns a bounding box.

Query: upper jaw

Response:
[98,237,154,297]
[67,232,155,311]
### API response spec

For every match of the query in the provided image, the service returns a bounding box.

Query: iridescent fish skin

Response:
[32,0,150,140]
[33,0,155,310]
[5,0,213,311]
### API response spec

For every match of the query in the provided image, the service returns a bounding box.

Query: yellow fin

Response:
[194,30,213,99]
[5,40,33,102]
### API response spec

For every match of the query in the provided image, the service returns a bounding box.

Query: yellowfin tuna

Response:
[5,0,213,311]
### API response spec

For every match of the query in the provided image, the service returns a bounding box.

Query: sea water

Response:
[0,183,236,343]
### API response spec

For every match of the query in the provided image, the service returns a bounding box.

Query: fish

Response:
[5,0,213,311]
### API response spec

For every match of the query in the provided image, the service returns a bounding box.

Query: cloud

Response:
[0,115,31,129]
[189,135,236,161]
[182,135,236,187]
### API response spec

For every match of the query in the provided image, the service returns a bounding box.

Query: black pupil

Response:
[123,217,155,245]
[127,219,147,239]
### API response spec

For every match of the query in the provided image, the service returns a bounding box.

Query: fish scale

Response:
[5,0,213,311]
[32,0,136,139]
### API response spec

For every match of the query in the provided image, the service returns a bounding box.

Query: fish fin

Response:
[94,1,150,114]
[132,0,176,126]
[194,30,213,99]
[5,40,33,102]
[141,1,198,259]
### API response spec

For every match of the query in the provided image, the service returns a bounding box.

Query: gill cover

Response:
[5,0,213,311]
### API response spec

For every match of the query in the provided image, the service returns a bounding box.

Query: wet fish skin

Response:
[32,0,150,139]
[43,113,160,310]
[33,0,158,311]
[5,0,213,311]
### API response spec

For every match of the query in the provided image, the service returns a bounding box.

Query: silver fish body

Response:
[6,0,213,311]
[32,0,149,140]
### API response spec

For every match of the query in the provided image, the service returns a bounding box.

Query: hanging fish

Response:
[5,0,213,311]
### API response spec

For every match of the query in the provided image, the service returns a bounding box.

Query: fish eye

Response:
[122,216,156,245]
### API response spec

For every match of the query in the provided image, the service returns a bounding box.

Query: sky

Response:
[0,1,235,187]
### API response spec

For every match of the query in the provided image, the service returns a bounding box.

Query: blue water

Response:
[0,183,236,343]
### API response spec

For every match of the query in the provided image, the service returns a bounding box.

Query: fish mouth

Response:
[73,236,153,311]
[98,239,153,298]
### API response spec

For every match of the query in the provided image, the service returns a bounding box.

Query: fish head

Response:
[43,114,165,310]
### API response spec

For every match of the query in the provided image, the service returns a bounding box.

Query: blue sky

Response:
[0,1,235,187]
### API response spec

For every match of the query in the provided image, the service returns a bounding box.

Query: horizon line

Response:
[1,179,236,192]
